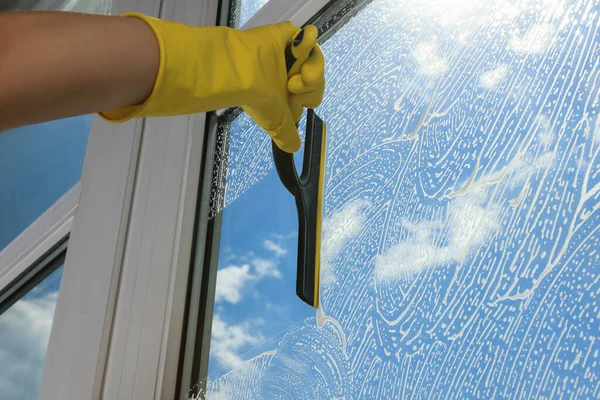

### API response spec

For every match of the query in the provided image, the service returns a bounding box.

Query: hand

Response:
[240,23,326,152]
[97,15,326,153]
[287,27,326,124]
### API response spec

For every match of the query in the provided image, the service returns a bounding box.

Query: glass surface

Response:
[0,265,63,400]
[206,112,314,381]
[231,0,270,27]
[0,117,91,250]
[206,0,600,398]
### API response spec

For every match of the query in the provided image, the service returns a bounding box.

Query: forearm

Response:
[0,11,159,131]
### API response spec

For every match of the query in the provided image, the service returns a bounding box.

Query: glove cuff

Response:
[99,13,259,122]
[98,12,167,123]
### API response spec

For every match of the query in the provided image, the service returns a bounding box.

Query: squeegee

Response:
[271,28,327,308]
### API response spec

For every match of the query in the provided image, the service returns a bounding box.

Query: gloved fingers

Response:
[288,25,319,77]
[287,74,308,94]
[289,78,325,109]
[288,44,325,95]
[302,44,325,86]
[269,106,301,153]
[288,46,324,94]
[288,44,325,94]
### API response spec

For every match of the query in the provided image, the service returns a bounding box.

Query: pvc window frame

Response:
[0,184,78,302]
[38,0,221,398]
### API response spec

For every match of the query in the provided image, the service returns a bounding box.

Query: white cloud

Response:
[375,191,501,281]
[412,40,448,76]
[510,23,556,54]
[0,291,58,400]
[251,258,281,279]
[480,64,508,90]
[448,193,501,255]
[215,233,289,304]
[263,239,287,257]
[215,264,253,304]
[215,258,282,304]
[210,314,264,371]
[321,200,370,286]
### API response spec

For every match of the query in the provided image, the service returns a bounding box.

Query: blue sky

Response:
[0,116,90,250]
[206,0,600,398]
[0,266,63,399]
[0,116,89,399]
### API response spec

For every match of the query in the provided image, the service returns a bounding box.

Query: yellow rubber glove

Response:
[99,13,325,153]
[288,42,326,123]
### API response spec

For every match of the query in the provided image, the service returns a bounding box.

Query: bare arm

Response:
[0,11,159,131]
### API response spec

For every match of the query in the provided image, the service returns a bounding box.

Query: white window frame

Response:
[37,0,220,397]
[0,0,333,399]
[243,0,331,28]
[0,184,78,295]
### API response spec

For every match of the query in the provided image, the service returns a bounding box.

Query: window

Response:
[189,0,600,398]
[229,0,269,27]
[0,118,90,250]
[0,246,65,400]
[208,112,314,374]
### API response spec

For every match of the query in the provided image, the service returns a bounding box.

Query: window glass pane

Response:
[231,0,269,28]
[205,0,600,398]
[0,265,63,400]
[207,112,313,380]
[0,117,90,250]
